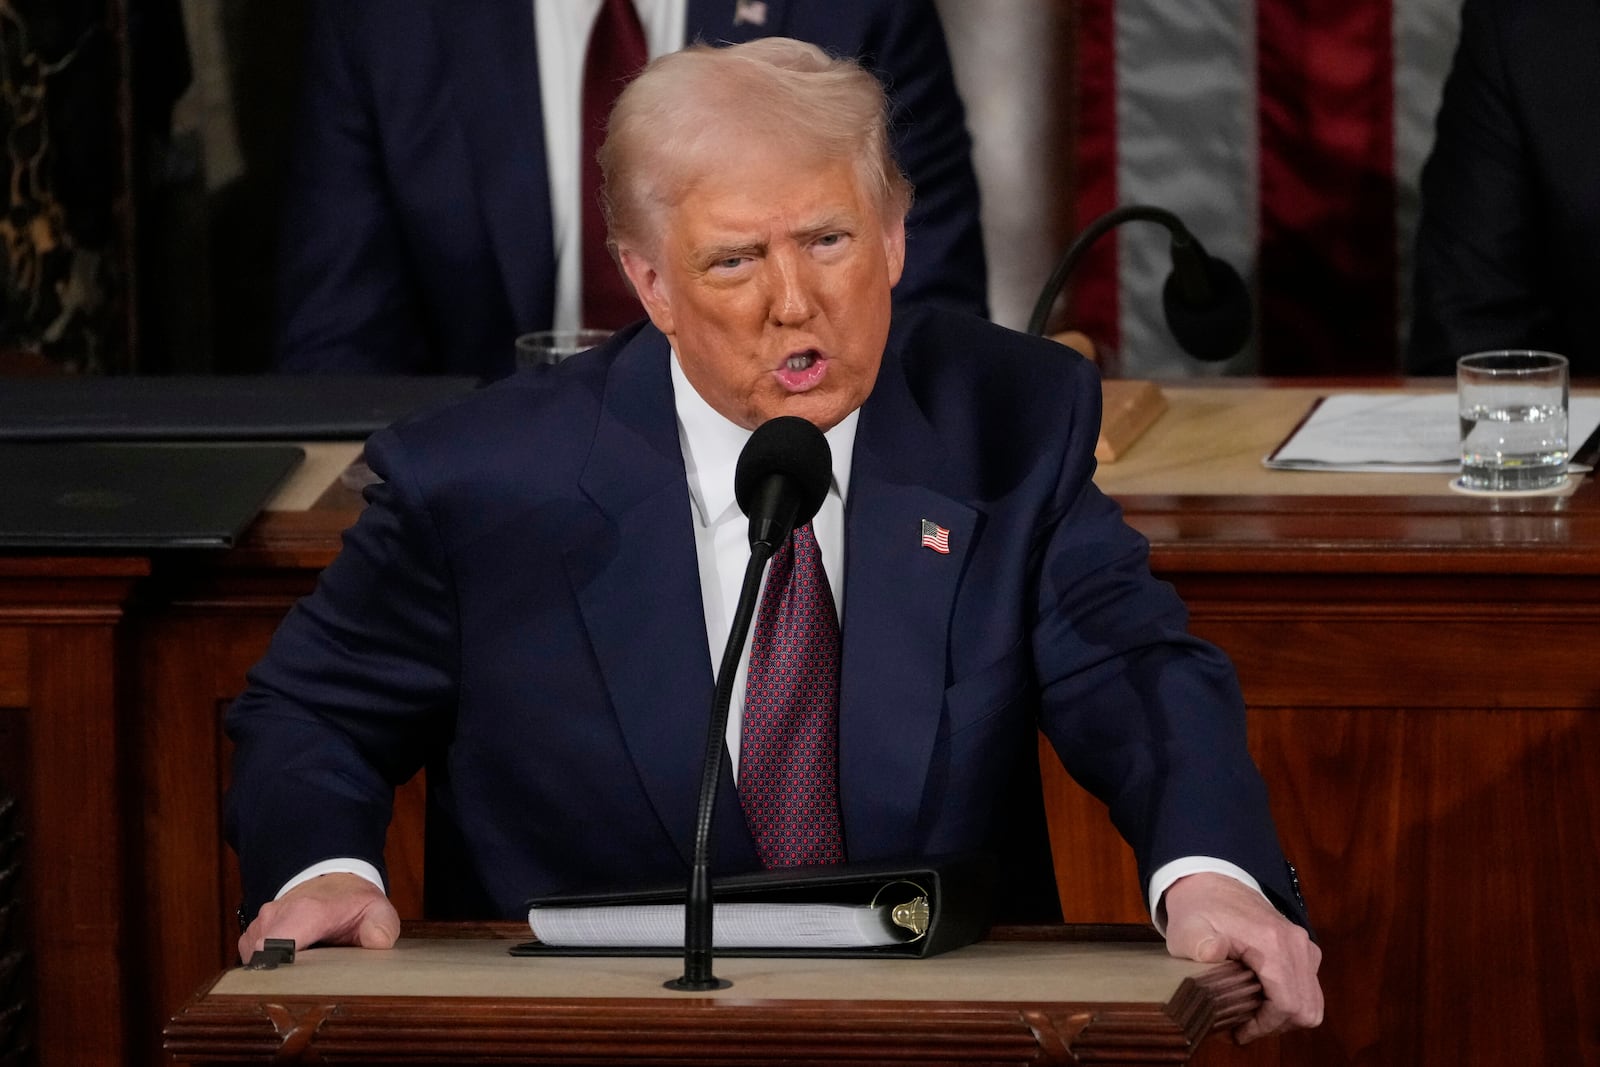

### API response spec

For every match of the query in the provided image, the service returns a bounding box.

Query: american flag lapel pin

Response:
[733,0,768,26]
[920,519,951,555]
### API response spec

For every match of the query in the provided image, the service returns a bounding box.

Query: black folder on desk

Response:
[513,856,994,960]
[0,443,304,549]
[0,375,479,441]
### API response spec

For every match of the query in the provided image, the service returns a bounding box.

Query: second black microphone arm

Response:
[1026,203,1252,363]
[1026,204,1189,336]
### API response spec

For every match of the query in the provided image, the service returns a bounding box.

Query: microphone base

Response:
[664,975,734,992]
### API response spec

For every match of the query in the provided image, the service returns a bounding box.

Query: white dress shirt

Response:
[533,0,686,333]
[669,354,855,773]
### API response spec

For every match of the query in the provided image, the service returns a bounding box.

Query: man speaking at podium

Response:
[227,39,1322,1043]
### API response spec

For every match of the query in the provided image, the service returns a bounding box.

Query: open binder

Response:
[512,856,994,960]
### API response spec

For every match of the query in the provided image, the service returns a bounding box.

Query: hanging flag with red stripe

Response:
[1069,0,1463,378]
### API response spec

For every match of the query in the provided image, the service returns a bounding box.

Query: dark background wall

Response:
[137,0,307,375]
[0,0,126,374]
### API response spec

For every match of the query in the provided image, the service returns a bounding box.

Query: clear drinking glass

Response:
[1456,350,1569,492]
[514,328,613,368]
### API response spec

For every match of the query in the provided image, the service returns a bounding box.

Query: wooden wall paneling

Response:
[1173,572,1600,711]
[0,629,34,1065]
[30,625,128,1065]
[0,637,25,707]
[1238,705,1600,1065]
[1407,708,1598,1064]
[136,554,431,1066]
[1174,560,1597,1063]
[0,563,144,1066]
[1038,742,1147,925]
[1245,708,1420,1066]
[134,610,242,1067]
[135,555,323,1066]
[1039,542,1600,1063]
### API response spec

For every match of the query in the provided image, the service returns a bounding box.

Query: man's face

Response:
[618,150,906,432]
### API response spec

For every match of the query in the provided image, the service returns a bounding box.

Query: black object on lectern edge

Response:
[0,375,480,442]
[512,854,996,961]
[0,442,305,549]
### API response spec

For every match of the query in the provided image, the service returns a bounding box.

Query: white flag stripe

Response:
[1107,0,1463,376]
[1393,0,1464,350]
[1116,0,1259,377]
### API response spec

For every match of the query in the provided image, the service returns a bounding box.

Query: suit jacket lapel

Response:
[568,330,757,870]
[436,2,555,330]
[838,343,978,862]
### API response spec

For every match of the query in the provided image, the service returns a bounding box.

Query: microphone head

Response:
[734,416,833,549]
[1161,252,1253,362]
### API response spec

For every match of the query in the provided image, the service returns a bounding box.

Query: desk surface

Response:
[208,933,1214,1003]
[243,381,1600,578]
[1096,384,1471,496]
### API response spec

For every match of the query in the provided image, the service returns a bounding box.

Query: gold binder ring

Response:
[869,880,930,941]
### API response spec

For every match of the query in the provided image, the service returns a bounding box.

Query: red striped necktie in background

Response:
[579,0,648,330]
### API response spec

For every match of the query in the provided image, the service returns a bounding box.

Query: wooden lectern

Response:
[164,924,1259,1065]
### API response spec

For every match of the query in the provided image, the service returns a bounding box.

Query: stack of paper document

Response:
[1264,393,1600,473]
[529,900,916,949]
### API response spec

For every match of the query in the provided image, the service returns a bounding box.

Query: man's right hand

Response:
[237,872,401,962]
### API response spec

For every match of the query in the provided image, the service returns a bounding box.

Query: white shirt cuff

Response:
[1146,856,1266,935]
[275,858,386,900]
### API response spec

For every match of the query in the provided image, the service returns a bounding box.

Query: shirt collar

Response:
[671,350,857,527]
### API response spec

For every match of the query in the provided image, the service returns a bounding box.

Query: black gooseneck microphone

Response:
[665,414,832,992]
[1026,204,1253,362]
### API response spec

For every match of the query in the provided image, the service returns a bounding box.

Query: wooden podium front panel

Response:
[1037,387,1600,1065]
[0,560,146,1067]
[133,555,430,1067]
[165,929,1258,1066]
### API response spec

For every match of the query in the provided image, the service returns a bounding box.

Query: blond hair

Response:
[600,37,912,255]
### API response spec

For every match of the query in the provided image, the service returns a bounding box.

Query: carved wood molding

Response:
[167,993,1233,1065]
[165,942,1257,1066]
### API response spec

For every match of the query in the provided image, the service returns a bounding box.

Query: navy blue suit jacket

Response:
[273,0,989,377]
[228,308,1305,930]
[1408,0,1600,374]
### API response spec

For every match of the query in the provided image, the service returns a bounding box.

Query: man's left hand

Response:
[1162,872,1324,1044]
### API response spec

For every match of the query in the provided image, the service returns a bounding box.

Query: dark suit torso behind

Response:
[273,0,989,377]
[1409,0,1600,374]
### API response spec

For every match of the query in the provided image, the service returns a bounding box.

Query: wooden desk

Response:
[4,381,1598,1065]
[163,925,1257,1066]
[1049,382,1600,1065]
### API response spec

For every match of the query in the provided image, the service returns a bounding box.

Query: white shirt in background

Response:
[533,0,686,332]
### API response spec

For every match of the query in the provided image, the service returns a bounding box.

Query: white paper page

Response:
[528,901,907,949]
[1264,394,1600,473]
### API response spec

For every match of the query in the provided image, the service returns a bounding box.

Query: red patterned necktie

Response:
[739,523,846,868]
[579,0,647,329]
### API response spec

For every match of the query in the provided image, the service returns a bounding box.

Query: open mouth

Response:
[774,348,828,392]
[784,350,820,371]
